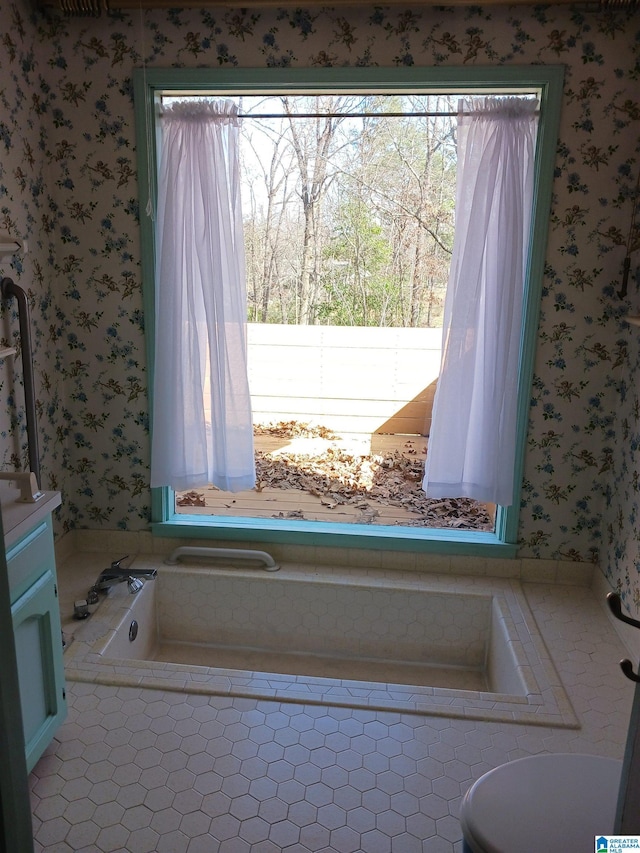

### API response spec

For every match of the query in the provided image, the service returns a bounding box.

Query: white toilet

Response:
[459,753,622,853]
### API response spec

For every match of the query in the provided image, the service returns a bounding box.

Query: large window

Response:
[134,66,564,555]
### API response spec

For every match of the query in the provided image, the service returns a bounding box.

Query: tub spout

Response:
[92,557,157,594]
[165,546,279,571]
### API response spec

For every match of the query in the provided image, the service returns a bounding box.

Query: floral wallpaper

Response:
[0,0,639,612]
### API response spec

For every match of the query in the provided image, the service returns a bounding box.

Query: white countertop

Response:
[2,489,61,549]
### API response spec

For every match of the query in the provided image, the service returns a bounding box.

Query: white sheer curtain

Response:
[150,99,256,493]
[422,97,539,507]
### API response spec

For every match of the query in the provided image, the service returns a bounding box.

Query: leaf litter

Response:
[251,421,494,530]
[177,421,493,530]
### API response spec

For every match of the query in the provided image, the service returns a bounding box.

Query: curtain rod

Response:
[238,111,458,119]
[241,109,540,119]
[158,110,458,119]
[160,108,540,120]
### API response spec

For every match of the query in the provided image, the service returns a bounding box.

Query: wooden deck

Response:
[176,434,426,525]
[175,432,493,530]
[181,324,493,530]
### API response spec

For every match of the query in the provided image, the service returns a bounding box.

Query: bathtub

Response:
[66,561,578,727]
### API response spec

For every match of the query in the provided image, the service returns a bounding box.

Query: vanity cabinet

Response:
[7,511,66,773]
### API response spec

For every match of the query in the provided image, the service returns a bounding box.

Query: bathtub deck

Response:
[152,640,489,693]
[66,562,578,727]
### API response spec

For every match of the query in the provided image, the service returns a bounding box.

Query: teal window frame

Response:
[134,65,564,558]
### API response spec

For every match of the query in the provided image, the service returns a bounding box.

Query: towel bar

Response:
[165,546,279,571]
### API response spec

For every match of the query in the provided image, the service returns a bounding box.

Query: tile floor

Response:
[31,571,634,853]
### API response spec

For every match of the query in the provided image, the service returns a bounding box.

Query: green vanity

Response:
[5,490,66,773]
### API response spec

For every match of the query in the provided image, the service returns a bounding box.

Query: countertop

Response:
[1,488,61,549]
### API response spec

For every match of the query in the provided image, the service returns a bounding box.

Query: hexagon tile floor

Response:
[31,581,634,853]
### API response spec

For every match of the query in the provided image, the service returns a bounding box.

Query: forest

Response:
[238,94,458,329]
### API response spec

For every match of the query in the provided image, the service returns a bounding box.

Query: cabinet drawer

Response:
[7,518,54,605]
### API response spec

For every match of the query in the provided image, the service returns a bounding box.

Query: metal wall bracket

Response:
[607,592,640,631]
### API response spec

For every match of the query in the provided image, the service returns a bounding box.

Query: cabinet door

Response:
[11,569,66,773]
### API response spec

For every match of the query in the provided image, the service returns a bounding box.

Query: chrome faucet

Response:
[91,556,157,595]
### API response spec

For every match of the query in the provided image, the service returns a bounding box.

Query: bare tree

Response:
[239,94,456,328]
[242,116,299,322]
[282,96,354,324]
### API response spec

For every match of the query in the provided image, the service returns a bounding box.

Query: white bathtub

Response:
[66,562,578,727]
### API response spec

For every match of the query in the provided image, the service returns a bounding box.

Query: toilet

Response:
[459,753,622,853]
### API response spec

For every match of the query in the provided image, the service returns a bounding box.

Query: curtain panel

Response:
[151,99,256,493]
[422,97,539,507]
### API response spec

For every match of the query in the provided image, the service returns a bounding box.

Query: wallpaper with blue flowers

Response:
[0,0,639,613]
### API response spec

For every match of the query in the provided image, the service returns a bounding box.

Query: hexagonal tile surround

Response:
[66,564,578,728]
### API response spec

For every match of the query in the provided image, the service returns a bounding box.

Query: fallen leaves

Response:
[176,490,206,507]
[176,422,494,531]
[251,424,493,531]
[255,420,339,440]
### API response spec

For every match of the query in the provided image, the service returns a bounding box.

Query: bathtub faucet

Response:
[91,557,157,595]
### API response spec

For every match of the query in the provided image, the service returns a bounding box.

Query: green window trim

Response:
[134,64,565,558]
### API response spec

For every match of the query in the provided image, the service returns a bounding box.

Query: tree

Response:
[239,94,457,328]
[241,112,298,322]
[282,95,350,324]
[320,197,393,326]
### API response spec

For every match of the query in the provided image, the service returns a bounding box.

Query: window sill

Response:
[151,513,517,557]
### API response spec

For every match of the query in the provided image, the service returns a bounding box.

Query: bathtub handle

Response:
[165,546,279,572]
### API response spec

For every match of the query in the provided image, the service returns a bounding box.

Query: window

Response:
[134,66,564,556]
